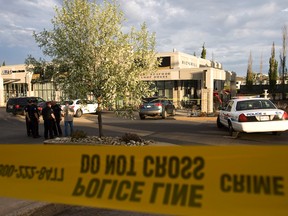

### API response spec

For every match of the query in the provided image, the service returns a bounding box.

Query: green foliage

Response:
[280,25,287,99]
[246,51,254,86]
[33,0,158,136]
[120,133,142,143]
[25,55,57,80]
[2,61,5,66]
[34,0,157,106]
[268,42,278,90]
[71,130,87,141]
[25,55,43,74]
[201,43,206,59]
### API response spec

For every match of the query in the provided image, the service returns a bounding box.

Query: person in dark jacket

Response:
[51,101,62,137]
[24,99,32,136]
[42,101,55,139]
[28,100,41,138]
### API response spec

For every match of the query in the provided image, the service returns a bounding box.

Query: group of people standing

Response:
[25,100,75,140]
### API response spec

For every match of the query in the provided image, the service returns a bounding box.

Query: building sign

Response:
[1,69,25,75]
[1,70,12,75]
[181,60,197,67]
[141,70,179,81]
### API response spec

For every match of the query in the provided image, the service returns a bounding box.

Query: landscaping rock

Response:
[44,136,155,146]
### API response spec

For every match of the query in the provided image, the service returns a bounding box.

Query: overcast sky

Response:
[1,0,288,76]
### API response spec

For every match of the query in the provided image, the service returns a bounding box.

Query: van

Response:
[6,97,46,115]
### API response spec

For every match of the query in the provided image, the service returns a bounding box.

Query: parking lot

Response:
[1,107,288,216]
[0,107,288,146]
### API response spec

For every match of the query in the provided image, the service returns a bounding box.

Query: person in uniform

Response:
[51,101,62,137]
[24,99,32,136]
[42,101,55,140]
[29,99,41,138]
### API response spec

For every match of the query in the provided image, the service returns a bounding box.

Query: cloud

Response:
[0,0,60,63]
[1,0,288,75]
[0,0,59,47]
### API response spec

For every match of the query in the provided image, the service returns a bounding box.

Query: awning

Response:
[3,78,21,84]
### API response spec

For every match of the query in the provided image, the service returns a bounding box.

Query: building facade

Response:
[142,51,235,113]
[0,51,236,113]
[0,64,59,107]
[0,64,31,106]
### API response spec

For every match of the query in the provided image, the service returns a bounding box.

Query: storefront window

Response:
[4,83,27,100]
[33,82,54,101]
[154,81,173,99]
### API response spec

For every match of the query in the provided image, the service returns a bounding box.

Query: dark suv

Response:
[139,97,176,119]
[6,97,46,115]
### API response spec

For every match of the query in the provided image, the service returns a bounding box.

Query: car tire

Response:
[139,115,145,120]
[228,121,234,136]
[171,109,176,116]
[75,109,83,118]
[217,116,223,128]
[162,110,167,119]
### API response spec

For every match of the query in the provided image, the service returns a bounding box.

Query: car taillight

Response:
[282,112,288,120]
[15,104,20,109]
[238,113,247,122]
[139,104,144,109]
[154,103,162,107]
[38,107,42,111]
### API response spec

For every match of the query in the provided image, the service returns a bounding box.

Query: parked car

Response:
[61,99,98,117]
[217,97,288,136]
[139,97,176,120]
[6,97,46,115]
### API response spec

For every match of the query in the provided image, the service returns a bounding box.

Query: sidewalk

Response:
[175,109,217,122]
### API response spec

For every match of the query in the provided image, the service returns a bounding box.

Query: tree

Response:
[33,0,158,137]
[201,43,206,59]
[259,53,263,85]
[2,61,5,66]
[246,51,254,87]
[280,25,287,99]
[25,55,56,81]
[268,42,278,99]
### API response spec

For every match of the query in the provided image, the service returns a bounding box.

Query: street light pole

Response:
[51,71,60,101]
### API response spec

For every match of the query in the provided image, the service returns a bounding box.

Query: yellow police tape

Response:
[0,145,287,216]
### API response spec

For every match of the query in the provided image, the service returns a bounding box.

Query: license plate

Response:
[146,105,151,108]
[260,116,269,121]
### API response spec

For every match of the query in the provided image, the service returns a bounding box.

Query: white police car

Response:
[217,98,288,136]
[61,99,98,117]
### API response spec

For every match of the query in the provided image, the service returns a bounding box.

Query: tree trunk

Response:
[97,109,104,138]
[97,100,104,138]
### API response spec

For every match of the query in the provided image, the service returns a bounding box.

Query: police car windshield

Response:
[236,100,277,111]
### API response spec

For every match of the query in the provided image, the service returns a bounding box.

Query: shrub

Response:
[199,112,207,117]
[71,130,87,141]
[120,133,142,143]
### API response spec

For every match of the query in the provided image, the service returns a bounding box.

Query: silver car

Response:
[139,97,176,120]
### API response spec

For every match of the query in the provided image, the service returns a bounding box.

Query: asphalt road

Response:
[0,107,288,145]
[1,107,287,215]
